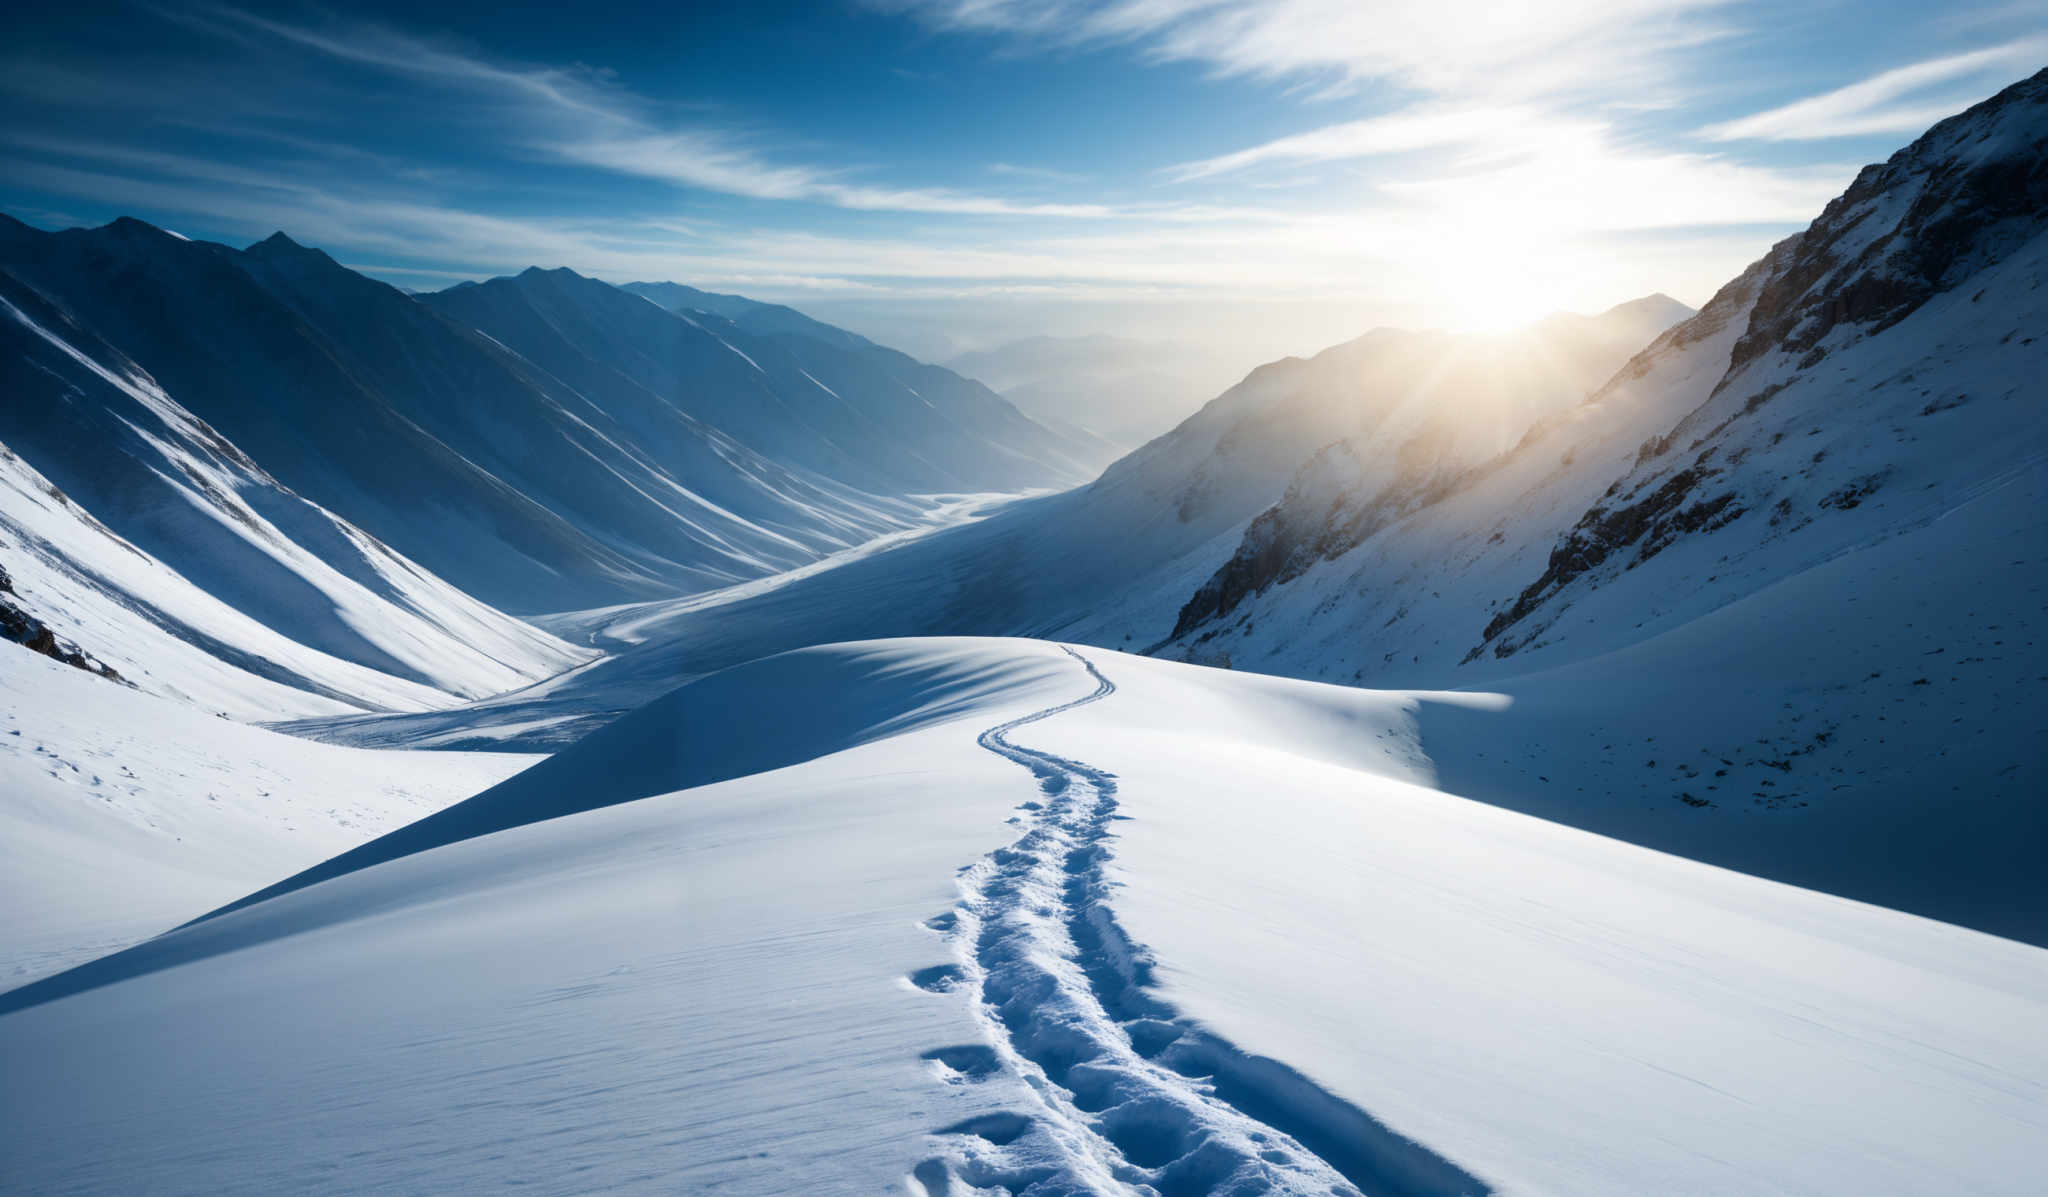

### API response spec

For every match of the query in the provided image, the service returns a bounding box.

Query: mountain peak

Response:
[102,216,168,240]
[241,230,351,276]
[1728,66,2048,375]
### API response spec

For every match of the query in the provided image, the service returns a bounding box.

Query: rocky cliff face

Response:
[1731,68,2048,376]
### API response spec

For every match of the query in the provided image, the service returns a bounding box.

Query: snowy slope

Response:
[0,274,590,716]
[2,640,2039,1194]
[0,647,536,988]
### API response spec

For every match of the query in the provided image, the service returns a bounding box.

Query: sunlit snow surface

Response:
[3,639,2040,1194]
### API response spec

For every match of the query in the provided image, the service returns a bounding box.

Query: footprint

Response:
[908,964,967,993]
[921,1044,999,1080]
[939,1111,1033,1146]
[1121,1018,1182,1059]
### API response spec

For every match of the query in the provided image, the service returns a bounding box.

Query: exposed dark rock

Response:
[0,562,124,681]
[1170,443,1465,639]
[1728,68,2048,375]
[1481,467,1744,647]
[1819,471,1890,510]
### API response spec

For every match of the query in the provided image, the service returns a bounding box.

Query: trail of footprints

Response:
[904,648,1403,1197]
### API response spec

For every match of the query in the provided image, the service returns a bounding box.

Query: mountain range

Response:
[0,220,1094,714]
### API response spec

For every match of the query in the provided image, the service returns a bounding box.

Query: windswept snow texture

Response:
[0,648,536,988]
[0,216,1090,614]
[1,640,2041,1195]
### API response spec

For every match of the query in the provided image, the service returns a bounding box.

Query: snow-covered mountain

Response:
[435,268,1102,500]
[0,217,1094,615]
[0,268,591,718]
[945,333,1246,451]
[1146,68,2048,939]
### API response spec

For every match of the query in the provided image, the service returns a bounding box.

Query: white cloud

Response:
[1167,106,1536,180]
[1697,38,2048,141]
[888,0,1738,101]
[557,133,1116,216]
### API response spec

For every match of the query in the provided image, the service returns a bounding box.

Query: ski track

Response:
[908,647,1488,1196]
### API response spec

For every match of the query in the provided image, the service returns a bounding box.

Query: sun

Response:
[1424,224,1584,333]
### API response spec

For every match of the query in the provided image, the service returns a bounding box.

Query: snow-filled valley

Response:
[2,63,2046,1197]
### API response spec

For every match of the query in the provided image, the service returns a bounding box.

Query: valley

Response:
[1,58,2044,1197]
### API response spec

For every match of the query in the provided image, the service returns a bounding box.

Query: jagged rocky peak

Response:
[1731,66,2048,374]
[1474,68,2048,658]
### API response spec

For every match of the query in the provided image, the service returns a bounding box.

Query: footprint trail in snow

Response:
[908,647,1487,1196]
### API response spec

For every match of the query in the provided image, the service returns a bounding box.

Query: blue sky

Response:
[3,1,2043,360]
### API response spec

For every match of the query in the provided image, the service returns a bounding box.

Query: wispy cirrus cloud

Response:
[1166,107,1537,181]
[169,3,1120,219]
[899,0,1851,244]
[556,133,1116,217]
[1696,37,2048,141]
[884,0,1739,101]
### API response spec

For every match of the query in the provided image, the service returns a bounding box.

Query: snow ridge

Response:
[912,648,1485,1196]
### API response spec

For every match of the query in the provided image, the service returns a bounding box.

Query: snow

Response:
[3,639,2040,1194]
[1059,650,2048,1194]
[0,648,536,987]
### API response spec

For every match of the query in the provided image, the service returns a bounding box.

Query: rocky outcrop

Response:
[1477,462,1743,655]
[1729,67,2048,375]
[0,562,121,681]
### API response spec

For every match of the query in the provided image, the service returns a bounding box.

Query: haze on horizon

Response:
[3,0,2043,364]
